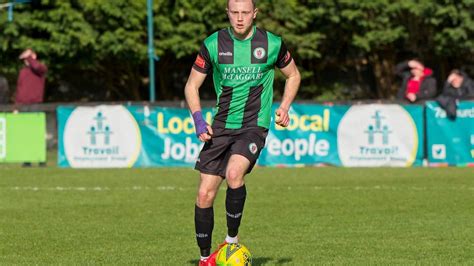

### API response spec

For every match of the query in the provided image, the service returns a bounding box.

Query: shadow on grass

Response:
[254,257,293,265]
[188,257,292,265]
[188,259,199,265]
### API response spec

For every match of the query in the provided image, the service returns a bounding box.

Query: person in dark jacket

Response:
[436,69,474,119]
[395,59,437,103]
[15,48,48,105]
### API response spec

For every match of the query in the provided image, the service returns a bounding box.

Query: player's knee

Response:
[226,168,244,187]
[196,188,216,206]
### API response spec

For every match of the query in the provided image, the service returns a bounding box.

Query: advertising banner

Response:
[336,104,424,167]
[260,104,424,167]
[0,112,46,163]
[57,105,212,168]
[126,105,213,167]
[58,104,424,168]
[259,104,346,166]
[426,101,474,166]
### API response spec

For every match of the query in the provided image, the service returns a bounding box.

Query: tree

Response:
[1,0,473,102]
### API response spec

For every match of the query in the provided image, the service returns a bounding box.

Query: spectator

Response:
[395,59,437,103]
[0,75,9,104]
[436,69,474,119]
[15,49,48,167]
[15,48,48,105]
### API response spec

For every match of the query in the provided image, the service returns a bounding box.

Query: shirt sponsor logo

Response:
[221,66,263,81]
[219,51,233,57]
[253,47,266,59]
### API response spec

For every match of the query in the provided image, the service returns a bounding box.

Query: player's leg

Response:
[224,154,251,241]
[224,128,267,241]
[195,173,223,259]
[194,128,231,264]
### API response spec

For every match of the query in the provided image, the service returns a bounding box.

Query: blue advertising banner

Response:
[58,104,424,168]
[426,101,474,166]
[260,104,424,167]
[58,105,212,168]
[259,104,347,166]
[126,105,213,167]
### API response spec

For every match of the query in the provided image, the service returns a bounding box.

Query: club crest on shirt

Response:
[249,143,258,155]
[253,47,266,60]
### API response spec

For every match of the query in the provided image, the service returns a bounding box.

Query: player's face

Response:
[227,0,257,39]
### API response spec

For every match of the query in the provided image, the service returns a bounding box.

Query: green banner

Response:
[426,101,474,166]
[0,113,46,163]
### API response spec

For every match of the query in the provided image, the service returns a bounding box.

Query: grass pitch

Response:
[1,161,473,265]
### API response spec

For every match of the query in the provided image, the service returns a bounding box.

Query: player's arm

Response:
[275,42,301,127]
[184,45,214,142]
[185,69,207,114]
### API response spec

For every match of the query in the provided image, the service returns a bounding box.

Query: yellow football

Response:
[215,243,252,266]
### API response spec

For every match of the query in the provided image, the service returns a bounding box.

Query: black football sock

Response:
[226,185,246,237]
[195,205,214,257]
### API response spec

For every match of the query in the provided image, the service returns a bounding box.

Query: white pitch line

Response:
[3,186,474,192]
[4,186,185,191]
[313,186,474,191]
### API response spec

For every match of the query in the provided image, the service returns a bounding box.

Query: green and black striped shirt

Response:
[193,26,293,129]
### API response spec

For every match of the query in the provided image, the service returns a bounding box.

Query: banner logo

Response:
[63,106,141,168]
[88,112,112,145]
[337,105,418,166]
[431,144,446,159]
[365,111,392,145]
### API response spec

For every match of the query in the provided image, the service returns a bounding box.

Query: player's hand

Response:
[198,125,213,142]
[406,93,417,102]
[192,111,213,142]
[275,107,290,127]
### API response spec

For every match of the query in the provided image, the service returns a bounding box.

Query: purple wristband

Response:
[192,111,208,136]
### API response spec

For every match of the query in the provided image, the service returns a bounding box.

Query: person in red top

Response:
[15,48,48,104]
[395,59,437,103]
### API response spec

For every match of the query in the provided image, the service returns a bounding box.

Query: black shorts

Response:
[195,127,268,178]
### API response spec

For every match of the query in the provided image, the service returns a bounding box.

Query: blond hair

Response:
[227,0,256,8]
